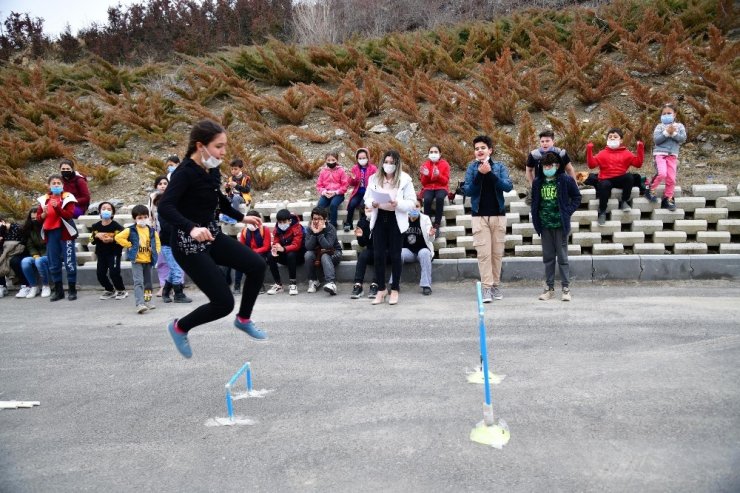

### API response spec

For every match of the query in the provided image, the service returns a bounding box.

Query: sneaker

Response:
[99,290,116,300]
[288,284,298,296]
[368,283,379,298]
[481,287,493,303]
[114,290,128,300]
[145,302,156,310]
[619,200,631,211]
[597,212,606,225]
[351,283,364,299]
[136,304,149,314]
[538,288,555,301]
[307,280,320,293]
[323,282,337,295]
[422,286,432,296]
[167,319,192,358]
[0,286,7,297]
[233,286,241,295]
[15,286,30,298]
[343,223,351,232]
[25,286,39,298]
[234,318,268,340]
[40,285,51,298]
[266,283,283,295]
[491,286,503,300]
[645,188,658,203]
[666,197,676,212]
[562,287,572,302]
[144,290,152,302]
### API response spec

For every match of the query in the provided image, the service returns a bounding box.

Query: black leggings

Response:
[96,251,125,291]
[173,233,266,332]
[423,189,447,226]
[267,250,304,284]
[373,210,402,291]
[596,174,633,213]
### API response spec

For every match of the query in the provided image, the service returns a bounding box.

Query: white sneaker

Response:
[307,280,320,293]
[41,285,51,298]
[114,290,128,300]
[266,283,284,295]
[99,290,116,300]
[25,286,39,298]
[0,286,7,298]
[323,282,337,295]
[136,304,148,314]
[288,284,298,296]
[16,286,30,298]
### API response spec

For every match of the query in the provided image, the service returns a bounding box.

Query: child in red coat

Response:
[587,128,644,225]
[420,144,450,236]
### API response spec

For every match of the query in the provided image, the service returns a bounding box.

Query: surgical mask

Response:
[277,222,290,231]
[327,162,337,169]
[50,186,63,195]
[358,158,368,166]
[136,220,149,227]
[167,165,176,173]
[660,114,674,125]
[246,224,256,232]
[61,170,74,180]
[543,167,557,178]
[383,164,396,174]
[607,140,621,149]
[408,209,420,218]
[428,153,440,162]
[101,210,113,220]
[201,148,222,169]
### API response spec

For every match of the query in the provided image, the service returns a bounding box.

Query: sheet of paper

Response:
[370,189,393,204]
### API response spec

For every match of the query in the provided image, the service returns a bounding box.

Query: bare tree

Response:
[292,0,340,45]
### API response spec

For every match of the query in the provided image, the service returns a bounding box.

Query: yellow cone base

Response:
[470,422,510,449]
[466,370,505,385]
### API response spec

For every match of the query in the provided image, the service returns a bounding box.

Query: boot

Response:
[173,284,192,303]
[67,282,77,301]
[162,281,173,303]
[50,281,64,302]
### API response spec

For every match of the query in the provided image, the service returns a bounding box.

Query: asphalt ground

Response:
[1,280,739,492]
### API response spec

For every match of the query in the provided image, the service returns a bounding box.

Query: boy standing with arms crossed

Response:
[115,205,161,314]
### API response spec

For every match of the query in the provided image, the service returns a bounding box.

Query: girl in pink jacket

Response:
[343,148,377,232]
[316,151,349,228]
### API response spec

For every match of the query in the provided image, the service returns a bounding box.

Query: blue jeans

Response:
[317,194,345,227]
[345,192,365,227]
[21,256,50,287]
[46,229,77,283]
[160,245,184,285]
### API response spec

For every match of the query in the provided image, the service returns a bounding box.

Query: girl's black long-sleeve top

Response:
[158,157,244,235]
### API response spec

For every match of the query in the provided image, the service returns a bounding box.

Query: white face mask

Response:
[428,153,440,162]
[136,219,149,227]
[277,222,290,231]
[358,158,368,166]
[246,224,257,232]
[607,139,621,149]
[201,148,222,169]
[383,164,396,174]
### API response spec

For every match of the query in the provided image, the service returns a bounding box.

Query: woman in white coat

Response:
[364,150,416,305]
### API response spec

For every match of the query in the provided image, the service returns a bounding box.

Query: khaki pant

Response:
[472,216,506,288]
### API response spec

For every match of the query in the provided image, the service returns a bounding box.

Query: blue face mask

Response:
[101,210,112,220]
[660,114,674,125]
[50,186,63,195]
[167,165,176,173]
[543,167,557,178]
[408,209,420,218]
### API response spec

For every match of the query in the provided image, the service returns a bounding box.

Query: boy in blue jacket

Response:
[531,153,581,302]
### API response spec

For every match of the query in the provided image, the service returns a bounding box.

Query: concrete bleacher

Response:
[66,183,740,285]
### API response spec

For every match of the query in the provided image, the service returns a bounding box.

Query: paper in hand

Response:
[370,189,393,204]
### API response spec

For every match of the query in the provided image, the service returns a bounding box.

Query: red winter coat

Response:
[239,225,271,255]
[420,158,451,192]
[272,214,304,253]
[37,192,77,241]
[62,172,90,217]
[586,142,644,180]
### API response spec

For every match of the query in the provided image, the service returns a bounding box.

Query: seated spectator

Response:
[420,145,450,237]
[344,148,376,232]
[225,158,252,212]
[238,210,271,295]
[316,151,349,228]
[266,209,305,296]
[350,205,379,299]
[19,208,52,298]
[390,200,435,295]
[0,216,29,297]
[304,207,342,295]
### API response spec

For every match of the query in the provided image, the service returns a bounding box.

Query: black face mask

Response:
[61,171,74,180]
[327,162,337,169]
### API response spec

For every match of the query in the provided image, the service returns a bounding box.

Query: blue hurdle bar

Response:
[225,362,253,421]
[476,282,495,426]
